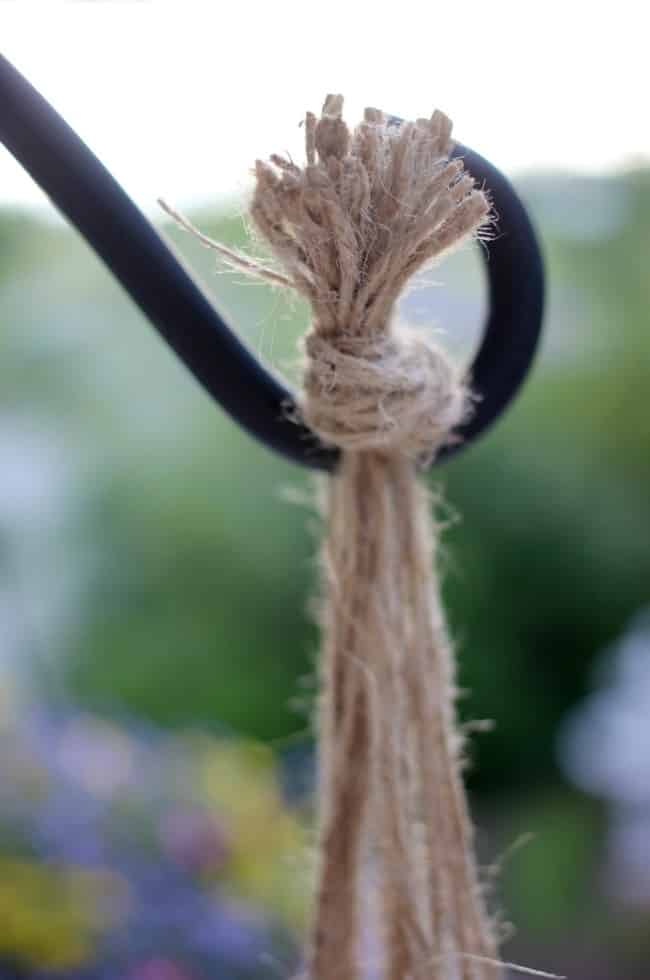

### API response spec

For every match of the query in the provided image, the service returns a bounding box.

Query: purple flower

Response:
[158,807,230,874]
[126,957,194,980]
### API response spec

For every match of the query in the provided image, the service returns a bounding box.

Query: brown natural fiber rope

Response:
[169,95,502,980]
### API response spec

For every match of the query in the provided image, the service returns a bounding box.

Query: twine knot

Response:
[302,327,468,457]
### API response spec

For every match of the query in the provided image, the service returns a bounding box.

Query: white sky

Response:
[1,1,649,216]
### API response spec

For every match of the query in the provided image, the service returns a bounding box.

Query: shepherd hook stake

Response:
[0,53,544,470]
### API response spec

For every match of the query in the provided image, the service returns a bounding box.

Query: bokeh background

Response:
[1,3,649,978]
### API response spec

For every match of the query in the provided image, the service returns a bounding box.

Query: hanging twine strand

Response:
[172,95,500,979]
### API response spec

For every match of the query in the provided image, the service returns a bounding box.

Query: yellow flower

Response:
[0,858,130,970]
[187,735,313,931]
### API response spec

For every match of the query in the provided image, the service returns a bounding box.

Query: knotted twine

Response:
[170,96,502,980]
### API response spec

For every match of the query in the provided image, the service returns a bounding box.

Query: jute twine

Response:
[165,96,503,980]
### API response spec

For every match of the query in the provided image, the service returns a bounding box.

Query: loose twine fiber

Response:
[166,96,504,980]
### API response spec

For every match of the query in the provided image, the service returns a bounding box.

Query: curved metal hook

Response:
[0,53,544,471]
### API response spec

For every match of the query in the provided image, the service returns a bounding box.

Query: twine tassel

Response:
[192,94,502,979]
[314,452,499,979]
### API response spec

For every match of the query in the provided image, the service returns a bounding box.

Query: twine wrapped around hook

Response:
[187,95,501,979]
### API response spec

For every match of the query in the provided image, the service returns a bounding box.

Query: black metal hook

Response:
[0,53,544,471]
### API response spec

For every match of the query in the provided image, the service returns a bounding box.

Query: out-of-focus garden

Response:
[1,45,650,979]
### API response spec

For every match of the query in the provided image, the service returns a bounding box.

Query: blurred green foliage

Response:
[1,171,649,973]
[1,176,648,777]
